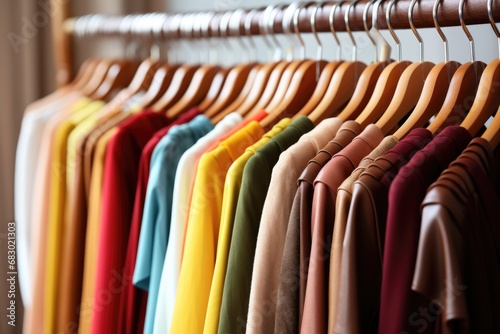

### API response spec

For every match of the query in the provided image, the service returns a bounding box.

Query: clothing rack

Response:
[55,0,499,86]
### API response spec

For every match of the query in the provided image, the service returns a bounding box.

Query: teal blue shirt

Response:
[133,115,214,334]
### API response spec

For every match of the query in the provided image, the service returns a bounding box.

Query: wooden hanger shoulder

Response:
[393,61,460,139]
[427,61,487,134]
[355,61,412,127]
[204,63,255,118]
[293,60,343,118]
[151,64,199,112]
[308,60,367,126]
[461,58,500,136]
[260,60,327,128]
[375,61,435,134]
[91,59,141,101]
[197,68,230,111]
[245,60,295,117]
[211,64,261,123]
[166,65,221,119]
[136,64,180,109]
[336,60,392,121]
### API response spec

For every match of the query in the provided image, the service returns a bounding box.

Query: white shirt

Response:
[14,91,81,307]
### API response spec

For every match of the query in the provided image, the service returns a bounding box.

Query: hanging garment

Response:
[379,126,472,334]
[275,120,362,333]
[152,113,244,334]
[118,107,201,334]
[170,121,264,334]
[203,117,291,334]
[302,124,385,334]
[219,116,314,334]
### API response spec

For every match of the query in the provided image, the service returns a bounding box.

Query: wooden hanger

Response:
[204,63,256,117]
[355,0,414,128]
[460,58,500,136]
[80,58,114,97]
[426,61,486,134]
[306,0,368,126]
[90,59,141,101]
[72,58,100,91]
[393,61,460,138]
[135,63,180,109]
[260,59,327,128]
[393,0,461,139]
[211,64,262,123]
[165,64,222,119]
[244,4,306,119]
[427,0,494,135]
[336,0,393,122]
[197,68,231,112]
[480,0,500,149]
[460,0,500,137]
[151,64,200,112]
[376,0,438,134]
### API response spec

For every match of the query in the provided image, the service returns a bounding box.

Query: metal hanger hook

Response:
[363,0,378,62]
[387,0,402,61]
[459,0,475,62]
[329,1,346,61]
[409,0,423,62]
[488,0,500,58]
[311,3,325,61]
[345,0,362,61]
[292,2,309,60]
[433,0,449,62]
[244,9,258,61]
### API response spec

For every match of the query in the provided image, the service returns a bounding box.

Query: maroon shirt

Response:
[91,111,172,334]
[117,108,200,334]
[379,126,471,334]
[334,128,433,334]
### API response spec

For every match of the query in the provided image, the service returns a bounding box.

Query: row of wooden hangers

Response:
[49,0,500,149]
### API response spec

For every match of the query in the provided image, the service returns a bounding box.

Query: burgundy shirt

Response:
[379,126,471,334]
[91,111,171,334]
[117,108,200,334]
[334,128,433,334]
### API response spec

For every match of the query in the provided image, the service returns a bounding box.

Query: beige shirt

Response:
[246,118,342,334]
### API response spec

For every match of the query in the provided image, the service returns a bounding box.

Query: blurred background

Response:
[0,0,498,333]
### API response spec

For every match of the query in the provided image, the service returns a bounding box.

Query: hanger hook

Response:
[373,0,390,60]
[311,3,324,61]
[488,0,500,58]
[259,6,275,61]
[264,5,284,61]
[433,0,448,62]
[329,1,345,61]
[229,9,249,63]
[345,0,361,61]
[219,11,234,65]
[387,0,402,61]
[363,0,378,62]
[409,0,423,62]
[292,2,309,60]
[282,3,300,61]
[244,9,258,61]
[459,0,475,62]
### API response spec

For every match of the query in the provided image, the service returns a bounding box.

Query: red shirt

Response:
[91,111,172,334]
[117,108,200,334]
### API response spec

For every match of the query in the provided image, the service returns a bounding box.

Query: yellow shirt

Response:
[170,121,264,334]
[78,127,118,334]
[203,118,291,334]
[43,100,104,334]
